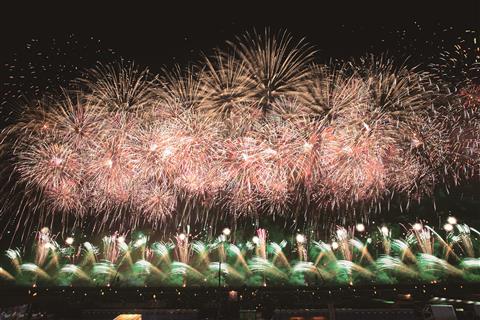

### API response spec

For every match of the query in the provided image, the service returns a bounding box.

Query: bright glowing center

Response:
[443,223,454,232]
[51,156,63,166]
[342,146,353,153]
[447,216,457,225]
[296,234,305,244]
[381,226,389,236]
[65,237,74,245]
[336,228,347,239]
[162,147,173,159]
[356,223,365,232]
[412,223,423,231]
[105,159,113,168]
[303,142,313,153]
[362,122,371,131]
[178,233,186,241]
[149,143,158,152]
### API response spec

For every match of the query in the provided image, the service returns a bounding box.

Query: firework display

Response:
[0,30,479,232]
[1,220,480,287]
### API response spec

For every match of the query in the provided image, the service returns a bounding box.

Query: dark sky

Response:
[1,1,478,67]
[0,1,478,133]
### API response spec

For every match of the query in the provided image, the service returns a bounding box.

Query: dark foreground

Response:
[1,283,480,319]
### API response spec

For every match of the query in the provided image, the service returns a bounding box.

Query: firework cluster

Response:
[1,30,479,230]
[2,221,480,287]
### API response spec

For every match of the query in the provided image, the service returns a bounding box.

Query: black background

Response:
[0,1,478,122]
[1,1,478,79]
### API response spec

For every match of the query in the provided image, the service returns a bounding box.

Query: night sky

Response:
[1,2,478,107]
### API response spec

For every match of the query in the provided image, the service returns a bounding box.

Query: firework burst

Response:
[0,29,478,236]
